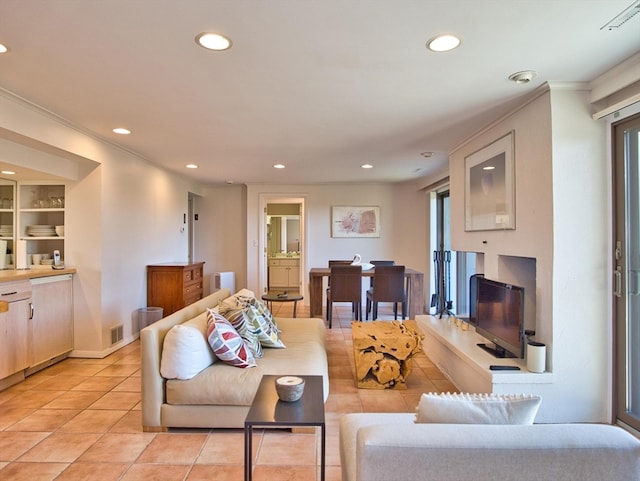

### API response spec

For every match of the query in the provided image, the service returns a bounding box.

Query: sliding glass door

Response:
[614,113,640,432]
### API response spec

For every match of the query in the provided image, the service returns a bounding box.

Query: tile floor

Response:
[0,303,456,481]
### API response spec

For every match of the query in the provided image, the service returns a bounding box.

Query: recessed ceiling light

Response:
[273,164,285,169]
[426,34,461,52]
[361,164,373,169]
[420,152,434,158]
[0,44,8,54]
[508,70,537,84]
[1,170,15,175]
[196,32,232,51]
[112,127,131,135]
[186,164,198,169]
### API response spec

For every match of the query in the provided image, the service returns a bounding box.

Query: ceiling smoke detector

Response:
[508,70,537,84]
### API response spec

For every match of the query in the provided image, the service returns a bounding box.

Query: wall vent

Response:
[110,325,123,345]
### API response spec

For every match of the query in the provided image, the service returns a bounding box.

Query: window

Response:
[430,189,476,318]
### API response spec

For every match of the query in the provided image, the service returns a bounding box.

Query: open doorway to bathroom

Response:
[259,196,305,297]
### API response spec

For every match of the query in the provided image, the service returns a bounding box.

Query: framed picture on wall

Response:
[331,206,380,237]
[465,131,515,231]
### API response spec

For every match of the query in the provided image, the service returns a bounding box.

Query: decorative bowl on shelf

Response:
[55,226,64,237]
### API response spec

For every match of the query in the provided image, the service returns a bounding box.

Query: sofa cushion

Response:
[165,317,329,406]
[217,305,263,358]
[415,392,541,425]
[206,309,256,368]
[160,324,216,380]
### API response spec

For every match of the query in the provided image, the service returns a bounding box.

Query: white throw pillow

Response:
[160,324,216,380]
[415,392,541,425]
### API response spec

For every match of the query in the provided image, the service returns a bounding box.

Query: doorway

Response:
[259,196,305,297]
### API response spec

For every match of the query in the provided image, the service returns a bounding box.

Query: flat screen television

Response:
[475,276,525,359]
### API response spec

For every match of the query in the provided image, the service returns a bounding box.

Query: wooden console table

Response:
[352,320,424,389]
[308,267,425,319]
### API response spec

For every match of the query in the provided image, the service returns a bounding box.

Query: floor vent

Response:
[110,325,123,345]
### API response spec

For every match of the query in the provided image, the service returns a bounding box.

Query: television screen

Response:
[475,277,524,358]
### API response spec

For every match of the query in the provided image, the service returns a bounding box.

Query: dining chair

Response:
[369,260,395,289]
[365,265,406,320]
[326,264,362,328]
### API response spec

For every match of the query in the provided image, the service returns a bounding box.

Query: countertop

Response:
[0,267,77,282]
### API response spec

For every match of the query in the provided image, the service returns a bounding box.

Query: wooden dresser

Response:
[146,262,205,316]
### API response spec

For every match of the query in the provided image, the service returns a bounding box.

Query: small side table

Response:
[244,374,325,481]
[261,293,303,317]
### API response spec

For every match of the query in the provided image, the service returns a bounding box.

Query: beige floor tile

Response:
[109,410,143,433]
[54,462,129,481]
[0,431,50,461]
[70,376,127,392]
[252,464,317,481]
[187,464,245,480]
[111,376,141,392]
[137,432,208,464]
[0,407,35,431]
[5,408,80,432]
[95,364,140,377]
[324,393,362,414]
[58,409,128,433]
[31,375,89,391]
[358,389,409,413]
[88,391,140,410]
[0,461,68,481]
[77,432,154,463]
[196,431,245,464]
[18,432,101,463]
[257,431,316,465]
[0,390,65,410]
[120,463,190,481]
[41,390,105,410]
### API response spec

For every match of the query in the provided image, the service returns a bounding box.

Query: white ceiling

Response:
[0,0,639,185]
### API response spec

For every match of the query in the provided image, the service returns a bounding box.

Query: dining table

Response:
[308,267,425,319]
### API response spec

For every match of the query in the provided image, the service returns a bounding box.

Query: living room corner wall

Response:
[449,84,610,422]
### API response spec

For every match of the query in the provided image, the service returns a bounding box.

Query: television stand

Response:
[477,343,516,359]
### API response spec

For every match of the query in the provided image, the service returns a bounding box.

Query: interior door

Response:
[613,113,640,432]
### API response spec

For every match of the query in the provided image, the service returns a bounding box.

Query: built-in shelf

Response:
[416,314,555,391]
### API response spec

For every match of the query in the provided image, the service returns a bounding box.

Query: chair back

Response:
[370,260,395,287]
[370,265,405,302]
[328,260,352,286]
[329,265,362,302]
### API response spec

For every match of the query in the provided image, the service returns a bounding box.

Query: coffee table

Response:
[244,374,325,481]
[261,292,303,317]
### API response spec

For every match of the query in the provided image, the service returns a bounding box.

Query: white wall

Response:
[449,84,610,422]
[0,91,215,356]
[245,183,429,305]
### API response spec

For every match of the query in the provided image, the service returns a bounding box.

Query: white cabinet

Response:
[268,258,300,289]
[0,281,33,380]
[18,182,65,267]
[29,274,73,372]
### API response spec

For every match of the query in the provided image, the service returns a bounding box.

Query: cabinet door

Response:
[269,267,289,288]
[0,300,30,379]
[287,266,300,287]
[30,275,73,367]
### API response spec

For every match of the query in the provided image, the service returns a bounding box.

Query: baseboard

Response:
[69,333,139,359]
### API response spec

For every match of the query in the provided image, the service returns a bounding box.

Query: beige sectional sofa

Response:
[340,413,640,481]
[141,288,329,431]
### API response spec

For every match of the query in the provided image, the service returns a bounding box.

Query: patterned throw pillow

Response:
[243,303,286,348]
[206,309,256,368]
[217,305,263,358]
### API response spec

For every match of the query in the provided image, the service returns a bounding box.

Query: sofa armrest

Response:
[340,414,640,481]
[140,288,231,431]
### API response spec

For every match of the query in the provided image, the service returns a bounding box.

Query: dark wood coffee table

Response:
[261,293,303,317]
[244,374,325,481]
